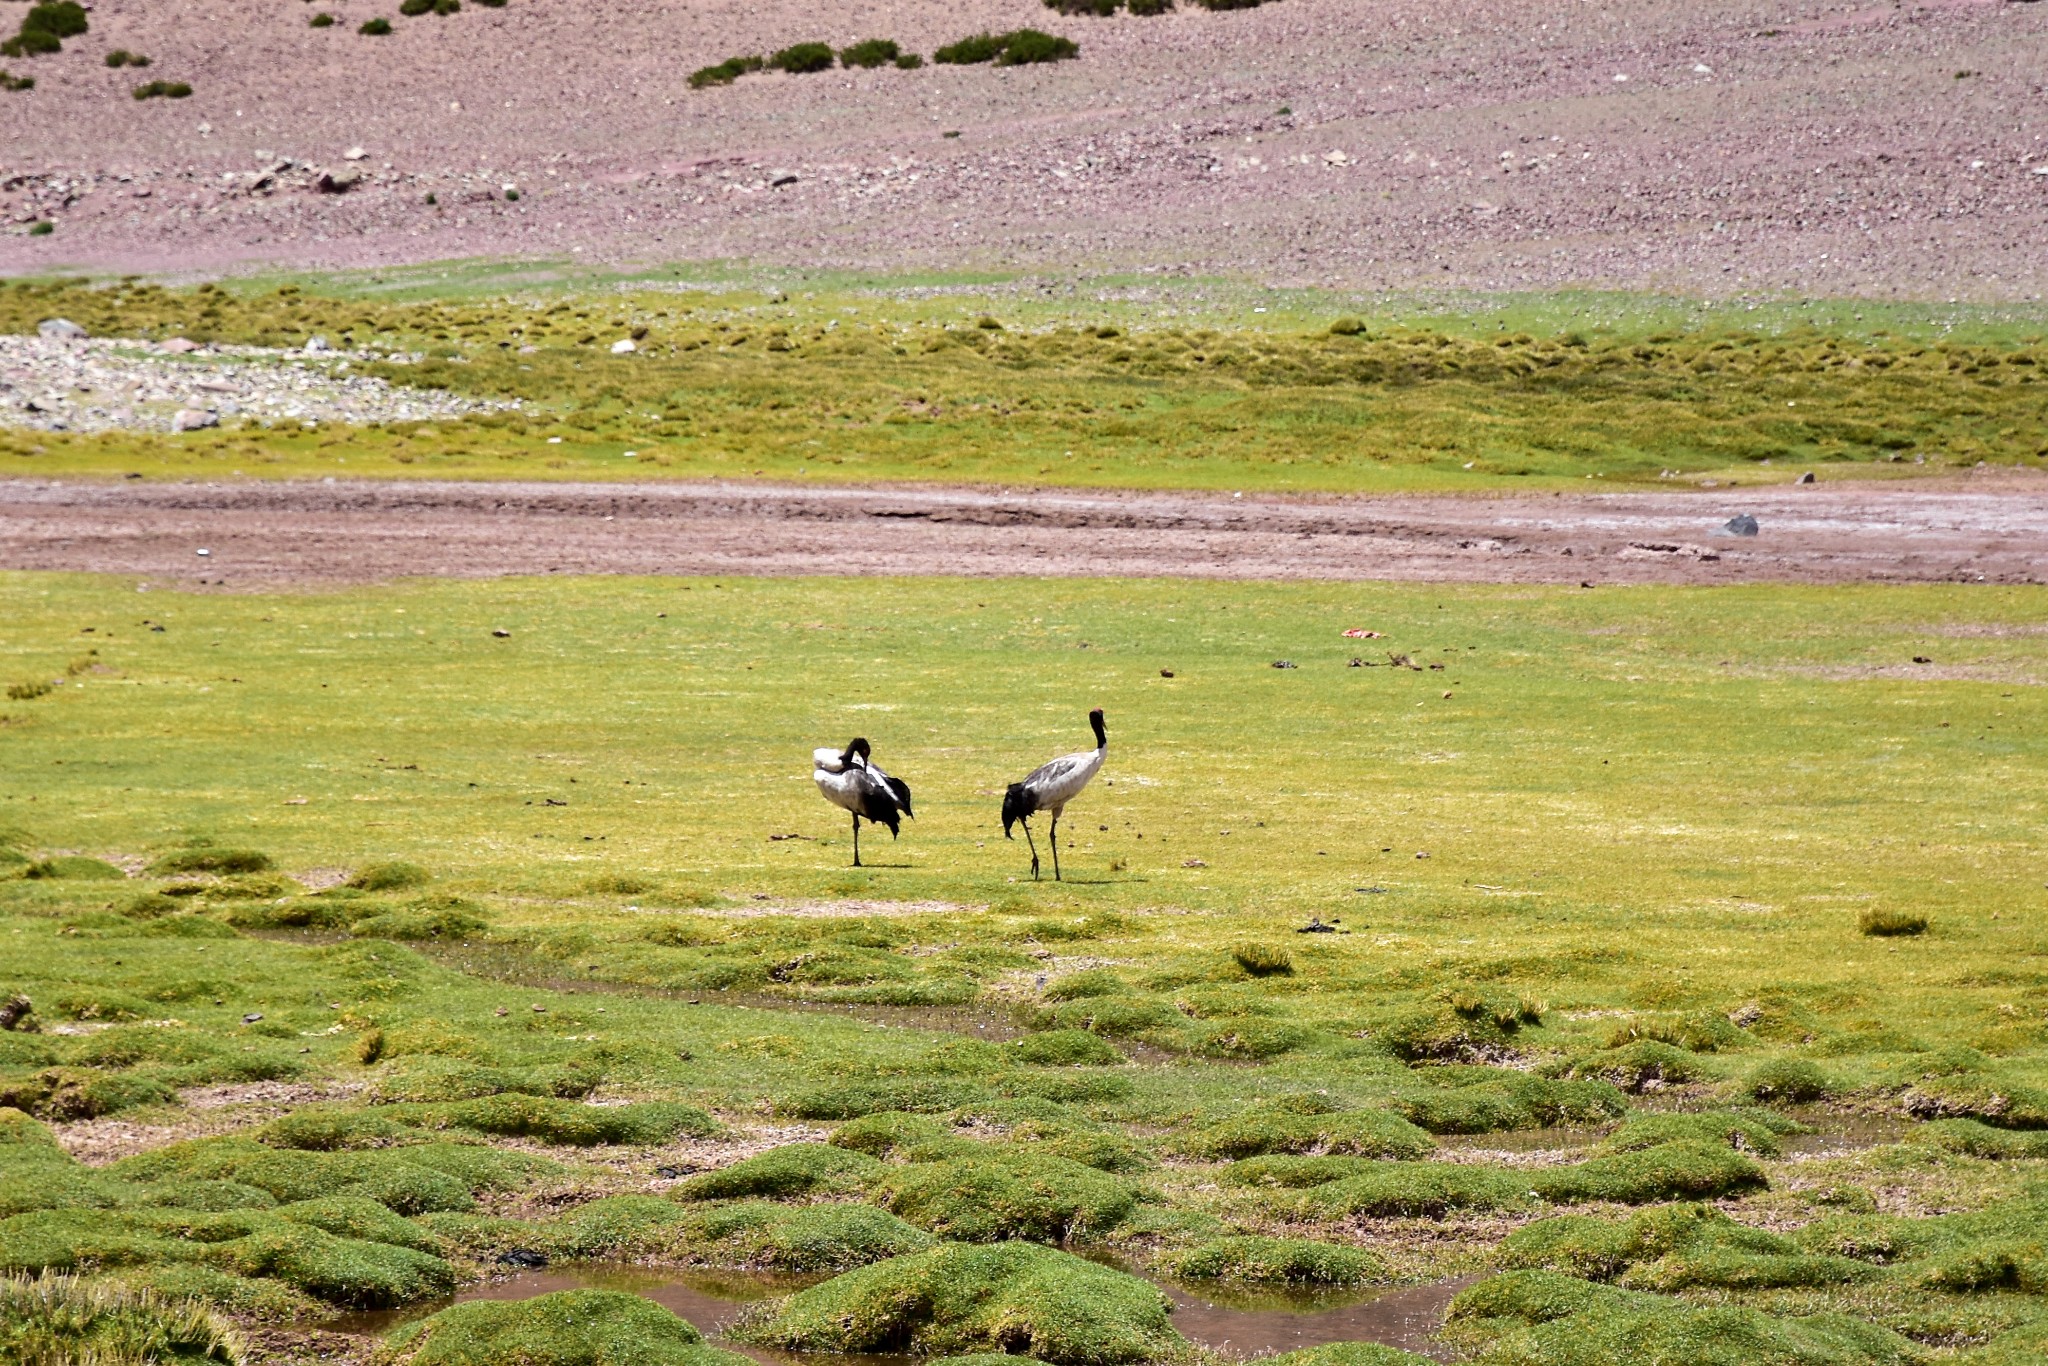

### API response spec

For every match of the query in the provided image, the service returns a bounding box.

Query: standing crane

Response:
[813,738,912,867]
[1001,708,1107,881]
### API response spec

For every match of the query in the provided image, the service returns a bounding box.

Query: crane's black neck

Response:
[1090,711,1107,749]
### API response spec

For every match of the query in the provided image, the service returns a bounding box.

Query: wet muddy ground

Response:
[5,472,2046,587]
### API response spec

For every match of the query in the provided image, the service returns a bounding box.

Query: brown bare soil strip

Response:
[3,473,2046,587]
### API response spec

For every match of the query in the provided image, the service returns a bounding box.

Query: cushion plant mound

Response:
[744,1242,1187,1364]
[419,1095,715,1147]
[1598,1110,1790,1158]
[1446,1269,1921,1366]
[1176,1106,1435,1161]
[1163,1236,1383,1285]
[871,1149,1135,1242]
[673,1143,882,1200]
[1391,1075,1625,1135]
[1499,1204,1878,1291]
[1263,1346,1440,1366]
[1222,1155,1385,1189]
[1013,1029,1126,1066]
[831,1111,953,1157]
[1286,1163,1533,1219]
[384,1288,751,1366]
[0,1272,241,1366]
[683,1200,936,1270]
[1530,1141,1767,1206]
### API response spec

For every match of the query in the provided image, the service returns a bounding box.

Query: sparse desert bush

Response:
[1045,0,1121,13]
[310,12,336,26]
[103,48,149,67]
[2,2,87,58]
[770,43,834,75]
[0,70,32,92]
[933,32,1006,64]
[1859,907,1928,937]
[1177,1100,1434,1161]
[995,29,1078,64]
[894,52,924,68]
[359,18,391,35]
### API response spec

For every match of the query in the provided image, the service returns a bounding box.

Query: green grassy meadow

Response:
[4,570,2048,1362]
[4,275,2045,492]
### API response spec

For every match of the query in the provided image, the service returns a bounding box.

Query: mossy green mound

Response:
[416,1096,715,1147]
[683,1201,936,1270]
[830,1111,952,1157]
[1500,1205,1878,1291]
[744,1242,1187,1364]
[1598,1110,1793,1158]
[1528,1141,1766,1206]
[1447,1270,1919,1365]
[1391,1074,1625,1135]
[385,1288,750,1366]
[1162,1236,1382,1285]
[22,855,129,881]
[872,1149,1136,1242]
[1177,1101,1434,1161]
[1014,1030,1125,1066]
[674,1143,881,1200]
[1285,1163,1533,1219]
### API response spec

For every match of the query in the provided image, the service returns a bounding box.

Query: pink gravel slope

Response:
[0,0,2043,297]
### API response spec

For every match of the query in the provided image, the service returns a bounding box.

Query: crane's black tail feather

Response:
[1001,782,1031,840]
[884,775,913,819]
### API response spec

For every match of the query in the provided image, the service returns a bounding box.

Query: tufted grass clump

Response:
[1230,942,1292,977]
[1497,1204,1877,1291]
[1283,1162,1532,1219]
[872,1148,1135,1242]
[0,1271,241,1365]
[744,1242,1185,1364]
[386,1288,750,1366]
[770,42,834,74]
[23,856,126,881]
[309,12,336,26]
[1013,1028,1124,1066]
[689,54,763,87]
[1744,1058,1835,1104]
[103,48,149,68]
[1530,1141,1767,1206]
[1600,1109,1795,1158]
[1390,1072,1624,1134]
[674,1143,880,1200]
[418,1095,715,1147]
[347,860,431,891]
[1859,907,1928,937]
[1162,1235,1382,1285]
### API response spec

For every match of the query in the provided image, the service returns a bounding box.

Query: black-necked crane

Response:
[813,738,913,867]
[1001,707,1107,881]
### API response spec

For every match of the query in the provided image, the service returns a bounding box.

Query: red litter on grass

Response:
[1343,628,1384,639]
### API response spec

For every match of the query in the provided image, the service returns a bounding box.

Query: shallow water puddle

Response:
[328,1262,1469,1362]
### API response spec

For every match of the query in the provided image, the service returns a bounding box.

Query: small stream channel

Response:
[329,1262,1472,1363]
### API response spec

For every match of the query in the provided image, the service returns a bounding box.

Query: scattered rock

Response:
[770,173,799,187]
[491,628,511,638]
[316,168,360,194]
[1718,514,1760,537]
[1796,471,1816,484]
[498,1248,549,1269]
[0,995,33,1031]
[1159,668,1174,678]
[343,145,367,161]
[1270,659,1297,669]
[304,335,332,354]
[609,338,637,354]
[1182,858,1207,868]
[241,1012,264,1024]
[1294,917,1340,934]
[1618,541,1720,561]
[171,408,219,431]
[1912,655,1933,664]
[37,318,87,341]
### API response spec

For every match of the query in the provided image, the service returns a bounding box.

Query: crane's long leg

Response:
[1022,819,1040,880]
[851,814,862,868]
[1050,811,1062,882]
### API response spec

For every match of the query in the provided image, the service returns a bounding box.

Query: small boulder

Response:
[1795,471,1816,484]
[317,168,360,193]
[610,338,637,354]
[37,318,87,341]
[1717,514,1759,537]
[305,335,332,354]
[159,337,200,353]
[172,409,219,432]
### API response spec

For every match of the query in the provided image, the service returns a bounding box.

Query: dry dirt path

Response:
[3,474,2045,588]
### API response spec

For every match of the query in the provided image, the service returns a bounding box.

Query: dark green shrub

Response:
[386,1288,748,1366]
[771,42,834,74]
[103,49,148,67]
[360,18,391,35]
[873,1150,1135,1242]
[744,1242,1185,1364]
[310,12,336,26]
[1188,0,1271,8]
[895,52,923,68]
[674,1143,881,1200]
[2,2,86,57]
[1163,1236,1381,1285]
[934,32,1006,64]
[689,55,763,87]
[26,221,51,235]
[399,0,432,12]
[1045,0,1120,12]
[839,38,900,68]
[996,29,1078,64]
[1859,907,1928,937]
[0,70,33,91]
[148,848,271,876]
[1745,1058,1834,1103]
